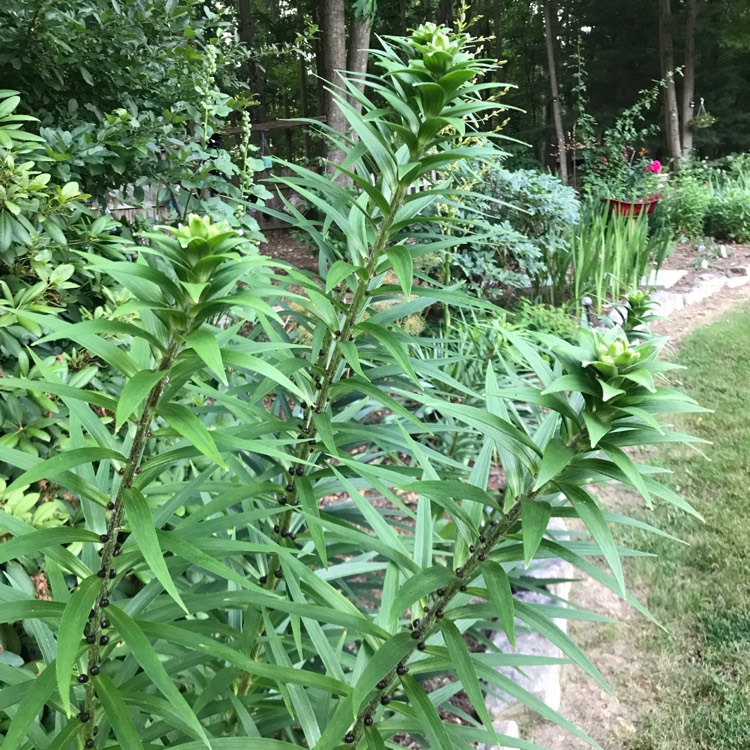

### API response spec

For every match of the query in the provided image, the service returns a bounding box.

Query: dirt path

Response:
[529,281,750,750]
[651,280,750,345]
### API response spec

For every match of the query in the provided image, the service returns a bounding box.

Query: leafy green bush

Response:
[0,0,254,205]
[483,166,580,289]
[705,187,750,242]
[420,159,579,294]
[1,2,270,228]
[449,220,543,292]
[660,174,711,240]
[0,24,704,750]
[510,298,578,341]
[0,89,130,360]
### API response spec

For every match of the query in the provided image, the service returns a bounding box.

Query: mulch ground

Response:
[661,241,750,291]
[259,229,317,273]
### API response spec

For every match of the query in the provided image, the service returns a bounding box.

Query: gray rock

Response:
[727,275,750,289]
[650,290,685,317]
[486,628,564,715]
[683,282,720,306]
[641,269,686,289]
[477,720,521,750]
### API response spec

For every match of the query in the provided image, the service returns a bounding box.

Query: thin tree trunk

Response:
[543,1,568,183]
[680,0,699,164]
[237,0,267,124]
[320,0,348,173]
[282,92,293,158]
[299,57,311,159]
[438,0,453,26]
[346,13,373,114]
[493,0,504,64]
[399,0,407,35]
[659,0,682,169]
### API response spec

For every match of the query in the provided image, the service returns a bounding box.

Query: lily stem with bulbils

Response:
[81,340,179,743]
[342,499,524,746]
[237,185,408,697]
[338,416,600,745]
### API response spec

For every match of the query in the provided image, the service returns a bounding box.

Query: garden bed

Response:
[659,241,750,291]
[260,228,317,272]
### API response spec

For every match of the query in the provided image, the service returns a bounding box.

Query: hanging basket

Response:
[689,112,717,130]
[690,98,716,130]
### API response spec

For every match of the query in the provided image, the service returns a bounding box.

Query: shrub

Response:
[449,219,544,292]
[511,298,579,341]
[421,159,579,294]
[0,24,704,750]
[0,0,261,210]
[705,187,750,242]
[660,174,711,240]
[483,166,580,285]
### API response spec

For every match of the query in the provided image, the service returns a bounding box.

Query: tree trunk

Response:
[320,0,348,172]
[346,13,372,114]
[237,0,267,124]
[399,0,408,35]
[438,0,453,26]
[659,0,682,169]
[543,1,568,183]
[492,0,504,65]
[680,0,699,164]
[299,57,311,159]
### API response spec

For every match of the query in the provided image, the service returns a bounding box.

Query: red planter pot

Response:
[602,194,663,217]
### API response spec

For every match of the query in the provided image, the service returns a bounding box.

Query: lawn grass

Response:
[623,301,750,750]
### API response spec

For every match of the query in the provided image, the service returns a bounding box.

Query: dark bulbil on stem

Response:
[342,501,524,744]
[79,348,178,746]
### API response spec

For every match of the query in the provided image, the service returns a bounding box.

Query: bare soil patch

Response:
[661,242,750,292]
[259,228,317,272]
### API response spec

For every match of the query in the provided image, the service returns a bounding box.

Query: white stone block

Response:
[683,285,717,306]
[478,720,521,750]
[650,290,684,317]
[727,275,750,288]
[486,628,564,716]
[641,269,686,289]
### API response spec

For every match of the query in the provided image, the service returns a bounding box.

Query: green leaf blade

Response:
[124,487,188,612]
[56,575,100,716]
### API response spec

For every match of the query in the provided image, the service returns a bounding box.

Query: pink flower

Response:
[645,160,662,174]
[601,156,608,164]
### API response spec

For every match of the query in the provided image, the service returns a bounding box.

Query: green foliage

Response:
[551,204,673,312]
[481,165,580,291]
[0,89,129,359]
[511,299,578,341]
[0,0,268,220]
[705,186,750,242]
[614,290,663,338]
[0,0,223,126]
[0,25,704,750]
[659,154,750,242]
[418,160,579,294]
[659,173,711,240]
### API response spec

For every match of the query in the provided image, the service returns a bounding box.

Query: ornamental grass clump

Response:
[0,24,705,750]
